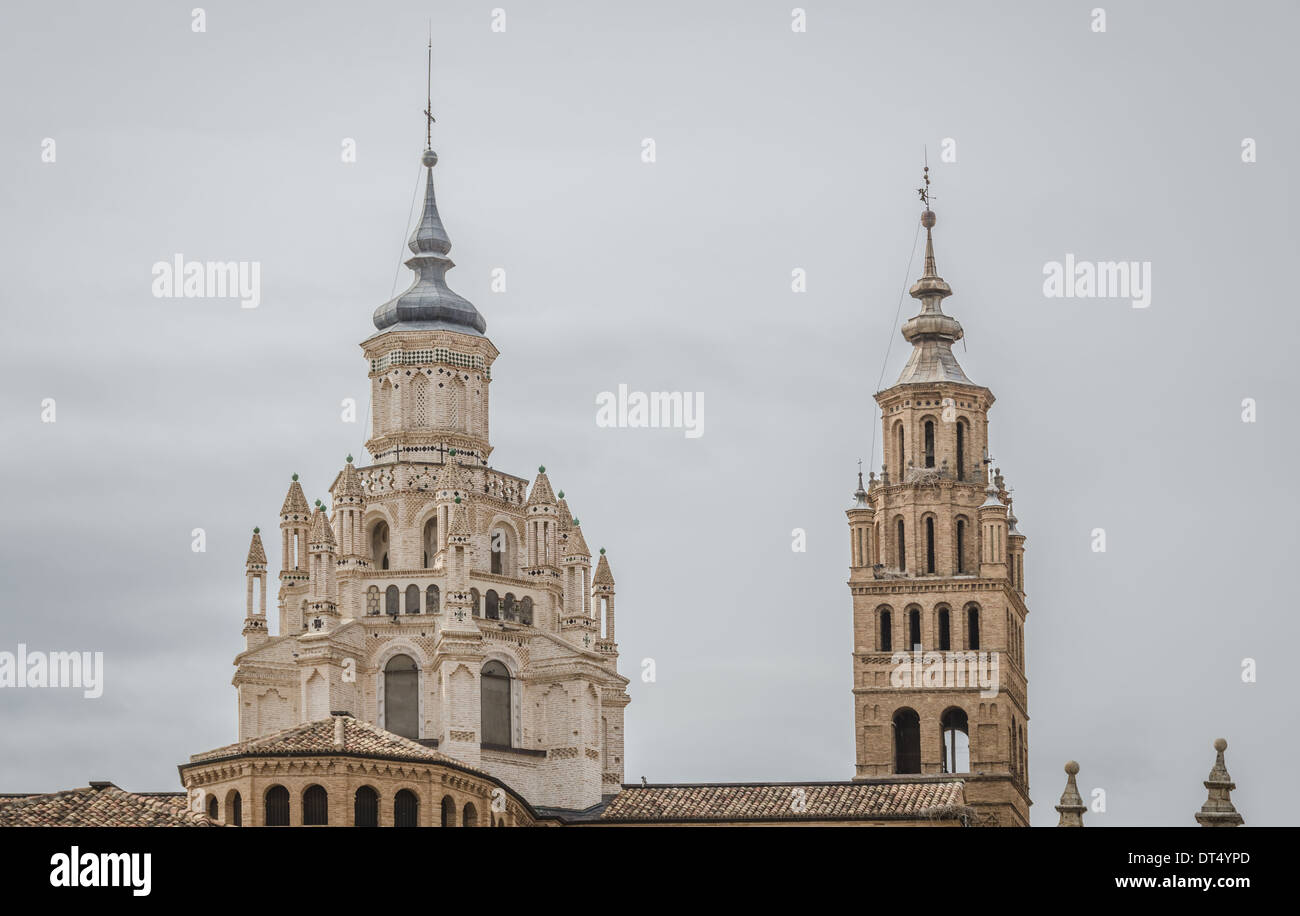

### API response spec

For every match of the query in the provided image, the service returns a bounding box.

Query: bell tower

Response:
[848,170,1031,826]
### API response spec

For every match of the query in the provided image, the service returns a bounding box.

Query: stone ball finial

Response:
[1215,738,1228,752]
[421,148,438,168]
[558,490,565,499]
[253,527,260,534]
[346,454,353,464]
[600,547,606,555]
[1065,761,1080,775]
[292,473,299,481]
[572,517,580,526]
[539,465,546,473]
[921,209,936,229]
[454,496,461,504]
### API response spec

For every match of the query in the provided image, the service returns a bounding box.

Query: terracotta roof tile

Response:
[599,780,967,823]
[0,785,214,827]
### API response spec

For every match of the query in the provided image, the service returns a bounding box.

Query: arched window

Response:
[893,708,921,774]
[228,791,241,827]
[484,590,499,620]
[207,795,218,820]
[470,588,480,617]
[462,802,478,827]
[924,420,935,468]
[502,593,516,622]
[441,795,456,827]
[302,785,328,826]
[879,609,892,652]
[426,585,440,614]
[265,785,289,827]
[366,586,380,615]
[370,521,389,570]
[955,519,967,574]
[895,423,905,475]
[941,708,970,773]
[925,517,935,573]
[520,597,533,626]
[481,660,512,747]
[385,585,400,615]
[394,789,419,827]
[938,607,951,650]
[405,584,420,614]
[967,605,980,650]
[908,608,921,649]
[896,519,906,571]
[354,786,378,827]
[384,654,419,739]
[423,517,437,569]
[956,420,967,480]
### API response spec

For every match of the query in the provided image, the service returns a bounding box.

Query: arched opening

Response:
[370,520,390,570]
[302,784,328,826]
[405,584,420,614]
[893,708,921,774]
[422,517,437,568]
[520,597,533,626]
[924,420,935,468]
[484,589,499,620]
[228,790,241,827]
[895,422,905,475]
[502,593,516,622]
[385,585,400,615]
[394,789,419,828]
[265,785,289,827]
[908,608,921,650]
[940,708,971,773]
[426,584,440,614]
[481,660,512,747]
[354,786,378,827]
[896,519,906,571]
[490,527,507,575]
[879,608,892,652]
[470,588,480,617]
[967,605,980,650]
[440,795,456,827]
[207,795,218,820]
[956,420,967,480]
[384,654,419,739]
[925,517,935,573]
[462,802,478,827]
[955,519,967,574]
[366,585,380,615]
[938,607,951,650]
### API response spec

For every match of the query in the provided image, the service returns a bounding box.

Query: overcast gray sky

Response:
[1,0,1294,826]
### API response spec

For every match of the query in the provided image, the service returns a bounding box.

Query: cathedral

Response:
[0,122,1245,831]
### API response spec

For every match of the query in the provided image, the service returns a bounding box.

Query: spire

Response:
[447,498,472,543]
[1055,761,1086,827]
[566,520,591,558]
[1195,738,1245,826]
[526,466,557,507]
[371,42,486,337]
[593,549,615,586]
[308,504,335,548]
[895,164,971,386]
[336,455,364,499]
[245,528,267,568]
[280,475,310,519]
[853,460,869,508]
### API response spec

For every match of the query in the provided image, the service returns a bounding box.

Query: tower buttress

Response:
[242,528,269,650]
[278,475,311,634]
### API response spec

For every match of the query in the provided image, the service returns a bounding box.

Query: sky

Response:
[0,0,1295,826]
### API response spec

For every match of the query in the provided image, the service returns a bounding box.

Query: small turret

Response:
[242,527,269,650]
[332,455,369,567]
[1055,761,1086,827]
[524,466,559,569]
[847,465,875,569]
[978,481,1009,579]
[277,474,311,634]
[1195,738,1245,827]
[304,502,338,629]
[593,547,617,652]
[561,518,593,623]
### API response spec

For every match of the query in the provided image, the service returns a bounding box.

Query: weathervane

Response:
[916,149,934,208]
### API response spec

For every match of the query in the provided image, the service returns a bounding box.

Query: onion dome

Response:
[896,197,972,385]
[371,148,487,336]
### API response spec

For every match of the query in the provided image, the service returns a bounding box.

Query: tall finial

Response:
[424,26,435,151]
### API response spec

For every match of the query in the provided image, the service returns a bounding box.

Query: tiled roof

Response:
[0,784,214,827]
[187,715,482,774]
[598,780,967,823]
